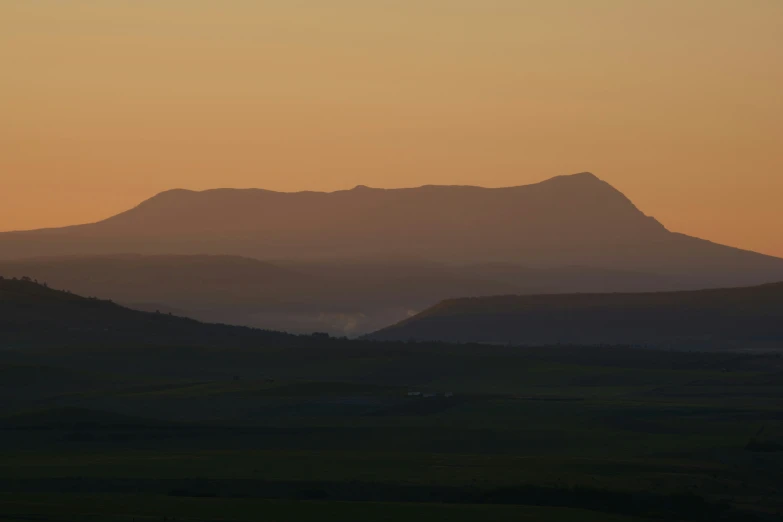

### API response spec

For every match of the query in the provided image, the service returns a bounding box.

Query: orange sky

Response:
[1,1,781,257]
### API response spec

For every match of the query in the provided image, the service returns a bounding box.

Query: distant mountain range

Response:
[2,172,782,335]
[2,173,782,290]
[367,283,783,350]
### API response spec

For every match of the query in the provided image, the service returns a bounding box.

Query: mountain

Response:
[367,283,783,350]
[2,173,782,288]
[0,276,297,348]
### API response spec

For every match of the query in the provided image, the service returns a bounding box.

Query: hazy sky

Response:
[2,1,782,256]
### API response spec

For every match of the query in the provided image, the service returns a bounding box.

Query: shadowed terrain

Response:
[0,256,517,335]
[2,280,783,520]
[0,255,710,335]
[368,282,783,350]
[0,276,297,348]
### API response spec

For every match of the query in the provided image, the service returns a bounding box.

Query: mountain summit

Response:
[1,172,781,287]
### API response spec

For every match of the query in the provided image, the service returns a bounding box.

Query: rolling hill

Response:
[367,282,783,350]
[0,254,312,312]
[0,276,297,348]
[0,255,713,336]
[0,255,520,335]
[2,173,783,289]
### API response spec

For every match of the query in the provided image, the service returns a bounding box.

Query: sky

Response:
[1,1,782,256]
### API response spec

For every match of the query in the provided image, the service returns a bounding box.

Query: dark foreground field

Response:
[1,343,782,521]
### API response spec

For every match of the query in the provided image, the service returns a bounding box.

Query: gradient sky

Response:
[2,1,782,256]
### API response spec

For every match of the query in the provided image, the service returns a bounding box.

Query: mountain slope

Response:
[1,172,782,287]
[0,254,310,310]
[0,255,520,335]
[367,283,783,350]
[0,276,297,348]
[0,255,709,336]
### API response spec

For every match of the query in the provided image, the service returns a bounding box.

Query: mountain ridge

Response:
[2,172,663,235]
[0,172,781,290]
[0,275,299,347]
[367,281,783,350]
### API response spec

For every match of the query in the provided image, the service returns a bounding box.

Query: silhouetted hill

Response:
[0,254,310,310]
[0,255,520,335]
[2,173,782,288]
[1,255,706,336]
[367,283,783,350]
[0,276,297,348]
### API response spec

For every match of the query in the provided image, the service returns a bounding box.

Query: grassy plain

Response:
[1,344,782,521]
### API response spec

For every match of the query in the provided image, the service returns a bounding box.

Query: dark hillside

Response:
[0,255,518,335]
[0,277,297,348]
[369,282,783,350]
